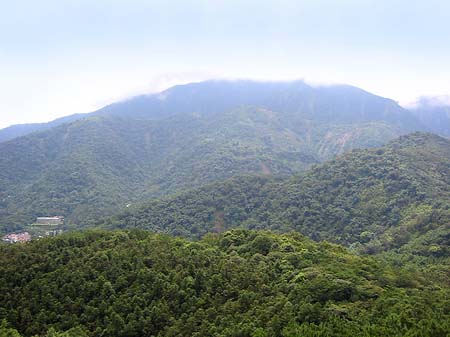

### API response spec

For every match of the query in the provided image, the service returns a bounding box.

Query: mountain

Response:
[95,80,420,125]
[1,81,449,337]
[104,132,450,256]
[0,113,86,143]
[0,81,427,231]
[0,80,421,143]
[410,96,450,136]
[0,230,448,337]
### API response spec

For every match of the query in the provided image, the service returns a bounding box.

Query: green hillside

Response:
[104,133,450,256]
[0,230,448,337]
[0,104,405,232]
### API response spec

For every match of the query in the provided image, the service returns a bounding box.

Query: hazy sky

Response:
[1,0,449,128]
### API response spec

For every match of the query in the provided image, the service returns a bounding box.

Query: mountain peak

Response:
[1,79,423,143]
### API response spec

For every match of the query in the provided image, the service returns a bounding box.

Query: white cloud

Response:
[407,95,450,109]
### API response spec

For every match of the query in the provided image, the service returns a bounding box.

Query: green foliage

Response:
[104,133,450,257]
[0,101,408,232]
[37,327,88,337]
[0,320,21,337]
[0,230,448,337]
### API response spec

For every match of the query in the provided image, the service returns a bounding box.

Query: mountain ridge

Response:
[0,80,424,143]
[102,132,450,256]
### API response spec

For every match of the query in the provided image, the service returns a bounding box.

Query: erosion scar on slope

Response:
[213,210,225,233]
[260,162,272,175]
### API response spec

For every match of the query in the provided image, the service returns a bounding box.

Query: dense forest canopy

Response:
[102,132,450,257]
[1,230,448,337]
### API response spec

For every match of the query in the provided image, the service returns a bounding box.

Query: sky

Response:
[1,0,450,128]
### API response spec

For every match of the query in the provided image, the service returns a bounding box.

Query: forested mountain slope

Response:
[95,80,420,127]
[0,80,422,143]
[105,133,450,256]
[0,96,410,232]
[0,230,448,337]
[0,114,85,143]
[0,107,315,230]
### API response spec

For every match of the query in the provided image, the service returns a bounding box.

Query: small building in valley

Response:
[35,216,64,225]
[2,232,31,243]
